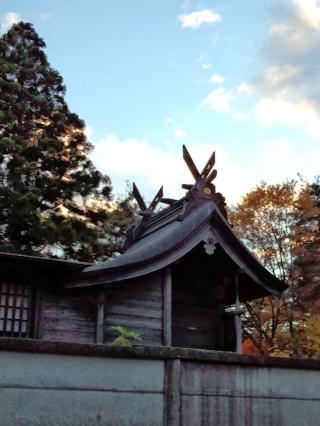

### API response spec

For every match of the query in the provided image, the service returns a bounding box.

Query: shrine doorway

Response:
[171,243,228,350]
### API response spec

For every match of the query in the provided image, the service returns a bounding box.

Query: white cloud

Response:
[263,65,300,87]
[253,0,320,137]
[91,136,248,204]
[165,117,187,139]
[255,137,320,185]
[256,138,296,183]
[175,129,187,139]
[91,135,187,199]
[263,137,292,159]
[91,134,320,206]
[179,9,221,29]
[236,83,252,96]
[256,96,320,137]
[268,21,315,53]
[201,82,252,121]
[84,125,94,139]
[294,0,320,28]
[262,1,320,57]
[201,87,234,113]
[210,73,224,84]
[233,112,248,122]
[1,12,20,32]
[197,53,212,70]
[165,116,174,124]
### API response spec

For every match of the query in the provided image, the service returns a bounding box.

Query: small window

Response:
[0,282,33,338]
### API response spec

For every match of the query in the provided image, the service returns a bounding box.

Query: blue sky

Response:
[1,1,320,204]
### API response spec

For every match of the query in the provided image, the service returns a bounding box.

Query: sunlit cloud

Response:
[179,9,221,29]
[91,135,187,198]
[201,87,233,113]
[84,125,94,139]
[90,131,320,206]
[0,12,21,32]
[256,96,320,137]
[91,136,248,204]
[201,83,251,117]
[254,0,320,137]
[262,65,300,87]
[294,0,320,29]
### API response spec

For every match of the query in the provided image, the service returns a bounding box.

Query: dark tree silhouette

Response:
[0,22,133,260]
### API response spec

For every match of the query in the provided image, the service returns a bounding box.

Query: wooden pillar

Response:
[163,267,172,347]
[33,286,42,339]
[164,359,181,426]
[96,291,105,344]
[235,273,242,354]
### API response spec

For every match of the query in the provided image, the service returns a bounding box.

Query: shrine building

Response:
[0,145,286,352]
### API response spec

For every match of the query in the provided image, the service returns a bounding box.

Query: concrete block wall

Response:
[0,339,319,425]
[179,361,320,426]
[0,351,164,426]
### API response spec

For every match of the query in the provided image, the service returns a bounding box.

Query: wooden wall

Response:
[38,267,231,350]
[104,272,164,346]
[33,264,235,352]
[39,290,96,344]
[172,281,224,350]
[37,271,164,347]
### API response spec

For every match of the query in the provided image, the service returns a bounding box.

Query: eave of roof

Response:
[66,201,286,298]
[0,251,91,271]
[68,202,214,286]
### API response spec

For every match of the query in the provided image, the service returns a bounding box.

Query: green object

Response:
[111,326,142,347]
[0,22,134,261]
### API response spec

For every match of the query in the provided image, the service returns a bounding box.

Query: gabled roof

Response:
[70,199,213,286]
[65,145,287,301]
[67,200,286,299]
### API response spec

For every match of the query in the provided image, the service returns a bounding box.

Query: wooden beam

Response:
[205,168,217,184]
[164,359,181,426]
[183,145,200,181]
[163,267,172,347]
[200,150,215,180]
[132,182,147,211]
[181,184,193,190]
[96,291,105,344]
[149,185,164,211]
[160,198,177,206]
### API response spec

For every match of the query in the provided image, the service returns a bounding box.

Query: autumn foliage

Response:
[230,179,320,359]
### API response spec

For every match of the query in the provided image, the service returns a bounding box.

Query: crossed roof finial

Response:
[132,183,163,214]
[179,145,227,218]
[182,144,217,191]
[132,145,220,212]
[124,145,226,250]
